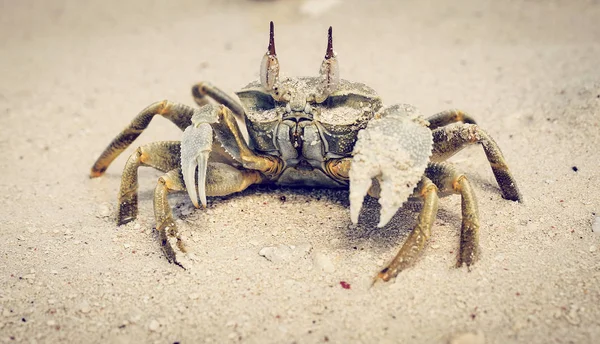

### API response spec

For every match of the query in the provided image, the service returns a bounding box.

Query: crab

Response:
[90,22,522,282]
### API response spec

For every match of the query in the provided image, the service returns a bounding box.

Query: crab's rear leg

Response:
[154,166,263,267]
[426,109,476,130]
[375,177,439,282]
[90,101,196,177]
[118,141,181,225]
[375,162,480,282]
[431,123,522,202]
[425,162,480,268]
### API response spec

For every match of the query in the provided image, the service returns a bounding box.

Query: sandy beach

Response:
[1,0,599,343]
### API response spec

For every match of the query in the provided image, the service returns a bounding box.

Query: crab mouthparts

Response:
[282,113,313,122]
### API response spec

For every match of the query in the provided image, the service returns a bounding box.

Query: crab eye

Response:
[237,90,275,111]
[322,94,374,109]
[236,90,281,122]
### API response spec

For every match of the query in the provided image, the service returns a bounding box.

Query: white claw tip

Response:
[350,210,359,225]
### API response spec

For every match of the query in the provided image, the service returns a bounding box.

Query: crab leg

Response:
[192,82,247,123]
[154,169,187,267]
[117,141,181,225]
[431,123,522,202]
[425,162,480,267]
[211,105,283,177]
[155,166,263,266]
[90,101,196,177]
[426,109,476,130]
[376,177,439,282]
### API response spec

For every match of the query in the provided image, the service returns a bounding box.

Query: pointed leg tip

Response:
[502,191,523,203]
[374,267,394,284]
[117,216,135,226]
[90,169,105,178]
[171,259,186,270]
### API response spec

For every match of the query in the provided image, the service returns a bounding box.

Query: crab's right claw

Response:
[349,105,434,227]
[181,124,213,208]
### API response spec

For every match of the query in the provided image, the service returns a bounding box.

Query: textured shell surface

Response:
[236,77,384,159]
[236,77,382,127]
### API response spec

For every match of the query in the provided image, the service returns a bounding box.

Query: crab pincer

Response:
[349,105,434,228]
[181,123,213,208]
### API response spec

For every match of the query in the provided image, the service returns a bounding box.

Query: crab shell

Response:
[237,77,383,155]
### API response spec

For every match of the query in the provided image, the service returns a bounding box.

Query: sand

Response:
[1,0,599,343]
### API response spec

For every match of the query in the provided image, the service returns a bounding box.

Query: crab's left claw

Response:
[181,123,213,208]
[349,105,434,227]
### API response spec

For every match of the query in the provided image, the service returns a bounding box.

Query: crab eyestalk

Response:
[260,21,280,91]
[315,26,340,103]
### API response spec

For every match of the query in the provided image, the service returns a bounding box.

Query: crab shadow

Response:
[341,195,462,251]
[136,182,463,250]
[467,174,507,198]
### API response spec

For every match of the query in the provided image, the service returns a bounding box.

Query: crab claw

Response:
[349,105,433,227]
[181,123,213,208]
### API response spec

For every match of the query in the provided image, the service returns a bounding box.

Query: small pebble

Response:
[79,301,91,314]
[148,319,160,332]
[592,216,600,234]
[96,204,111,218]
[189,293,201,300]
[292,242,313,257]
[450,331,485,344]
[259,245,293,263]
[312,253,335,273]
[590,245,597,253]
